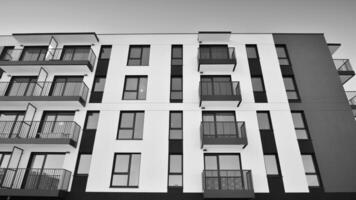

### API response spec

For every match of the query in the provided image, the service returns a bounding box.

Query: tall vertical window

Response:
[283,76,300,101]
[169,111,183,139]
[122,76,148,100]
[168,154,183,187]
[264,154,281,175]
[117,111,144,139]
[127,45,150,66]
[92,77,106,93]
[301,154,321,187]
[275,45,291,66]
[257,111,273,131]
[171,45,183,66]
[84,111,100,130]
[246,45,259,59]
[77,154,92,175]
[291,111,309,140]
[251,76,266,93]
[99,46,112,59]
[111,153,141,187]
[170,77,183,102]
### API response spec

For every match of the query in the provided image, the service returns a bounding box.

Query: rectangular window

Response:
[122,76,148,100]
[246,45,259,59]
[171,45,183,66]
[170,77,183,102]
[84,111,99,130]
[199,45,229,59]
[264,154,280,175]
[257,111,273,131]
[99,46,112,59]
[291,111,309,140]
[20,46,48,61]
[117,111,144,139]
[6,76,37,96]
[283,76,300,101]
[111,153,141,187]
[169,111,183,140]
[251,76,266,92]
[301,154,321,187]
[0,46,14,61]
[61,46,91,61]
[127,45,150,66]
[93,77,106,92]
[77,154,92,175]
[276,45,291,66]
[168,154,183,187]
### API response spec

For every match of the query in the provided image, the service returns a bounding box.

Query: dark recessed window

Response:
[246,45,259,59]
[200,45,229,59]
[61,46,90,61]
[84,111,100,130]
[171,45,183,66]
[169,111,183,140]
[170,77,183,102]
[251,76,266,92]
[93,77,106,92]
[301,154,321,187]
[122,76,148,100]
[291,111,309,140]
[20,46,48,61]
[283,76,300,101]
[117,111,144,140]
[264,154,281,175]
[127,45,150,66]
[77,154,92,175]
[0,46,14,61]
[276,45,291,66]
[257,111,273,131]
[100,46,112,59]
[168,154,183,187]
[111,153,141,187]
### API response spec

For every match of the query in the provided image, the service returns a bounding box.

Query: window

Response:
[275,45,291,66]
[117,111,144,139]
[291,111,309,140]
[202,112,237,137]
[20,46,48,61]
[77,154,92,174]
[93,77,106,92]
[0,152,11,168]
[169,111,183,139]
[264,154,280,175]
[301,154,321,187]
[50,76,83,96]
[246,45,259,59]
[257,111,272,131]
[127,45,150,66]
[84,111,99,130]
[99,46,112,59]
[170,77,183,102]
[6,76,37,96]
[171,45,183,66]
[111,153,141,187]
[0,46,14,61]
[122,76,148,100]
[199,45,229,59]
[200,76,233,96]
[168,154,183,187]
[61,46,90,61]
[251,76,265,92]
[283,76,300,101]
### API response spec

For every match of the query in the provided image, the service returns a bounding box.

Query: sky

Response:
[0,0,355,88]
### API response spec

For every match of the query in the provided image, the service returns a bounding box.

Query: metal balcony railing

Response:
[201,121,246,139]
[0,121,80,142]
[198,47,236,61]
[0,81,89,101]
[0,48,96,68]
[346,91,356,105]
[199,81,241,100]
[202,170,253,192]
[333,59,353,72]
[0,168,71,191]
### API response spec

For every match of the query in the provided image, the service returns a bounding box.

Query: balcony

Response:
[198,47,237,72]
[199,81,241,107]
[0,121,80,147]
[0,81,88,107]
[0,48,96,74]
[202,170,254,199]
[334,59,355,84]
[346,91,356,119]
[201,121,247,149]
[0,168,71,197]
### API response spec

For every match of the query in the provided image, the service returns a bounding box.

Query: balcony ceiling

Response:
[198,31,231,42]
[12,32,99,45]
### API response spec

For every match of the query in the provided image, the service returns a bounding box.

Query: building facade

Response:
[0,32,355,200]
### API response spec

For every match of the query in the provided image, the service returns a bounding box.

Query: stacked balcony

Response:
[198,45,237,72]
[199,81,241,107]
[333,59,355,84]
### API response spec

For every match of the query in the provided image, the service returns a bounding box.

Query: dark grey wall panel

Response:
[273,34,356,192]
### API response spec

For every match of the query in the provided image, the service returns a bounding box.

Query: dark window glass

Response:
[246,45,258,59]
[93,77,106,92]
[50,76,83,97]
[100,46,112,59]
[61,46,90,61]
[291,111,309,140]
[257,111,272,131]
[199,45,229,59]
[168,154,183,187]
[301,155,320,187]
[6,76,37,96]
[123,76,147,100]
[117,111,144,139]
[85,111,99,130]
[77,154,92,174]
[0,46,14,61]
[127,45,150,66]
[111,153,141,187]
[276,45,291,66]
[283,77,300,101]
[264,154,280,175]
[170,77,183,102]
[171,45,183,66]
[169,111,183,140]
[200,76,232,96]
[251,76,265,92]
[20,46,48,61]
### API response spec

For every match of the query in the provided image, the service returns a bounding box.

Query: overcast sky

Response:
[0,0,355,87]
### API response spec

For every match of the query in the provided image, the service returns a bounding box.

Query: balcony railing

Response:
[201,121,247,147]
[198,47,237,71]
[202,170,254,198]
[0,48,96,69]
[198,47,236,61]
[0,168,71,194]
[0,81,89,103]
[333,59,353,71]
[0,121,80,143]
[199,81,241,104]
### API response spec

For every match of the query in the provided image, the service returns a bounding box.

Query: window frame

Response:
[264,154,282,176]
[127,45,150,66]
[99,45,112,59]
[257,111,273,131]
[170,76,183,103]
[291,111,310,140]
[117,111,145,140]
[169,111,183,140]
[283,76,301,102]
[92,76,106,93]
[251,76,266,93]
[301,154,322,188]
[246,44,260,59]
[122,76,148,100]
[76,153,92,175]
[84,111,100,130]
[171,45,183,66]
[110,153,141,188]
[275,44,292,67]
[168,154,183,187]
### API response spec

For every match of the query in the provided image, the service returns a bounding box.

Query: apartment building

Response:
[0,32,355,200]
